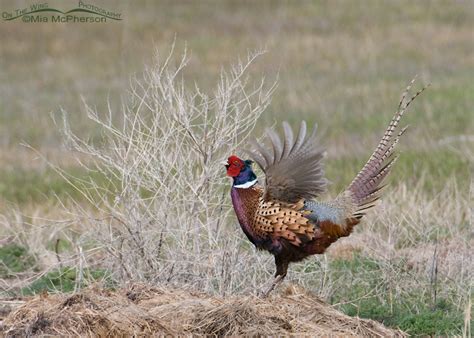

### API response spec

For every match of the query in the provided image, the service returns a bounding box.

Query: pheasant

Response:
[225,82,425,296]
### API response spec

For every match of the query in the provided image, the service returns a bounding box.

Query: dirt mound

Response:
[1,284,405,336]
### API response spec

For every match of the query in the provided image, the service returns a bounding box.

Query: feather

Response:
[266,128,283,162]
[281,122,294,159]
[344,82,427,220]
[248,138,271,168]
[254,197,315,246]
[292,121,307,153]
[246,121,326,203]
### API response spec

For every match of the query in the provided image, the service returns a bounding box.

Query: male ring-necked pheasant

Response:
[225,83,425,296]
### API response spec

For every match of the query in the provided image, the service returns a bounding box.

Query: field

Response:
[0,0,473,336]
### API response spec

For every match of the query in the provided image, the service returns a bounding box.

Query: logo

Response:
[2,1,122,23]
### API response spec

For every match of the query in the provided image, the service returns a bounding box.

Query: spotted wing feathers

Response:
[253,198,315,246]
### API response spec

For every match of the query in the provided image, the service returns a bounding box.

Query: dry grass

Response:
[2,283,405,337]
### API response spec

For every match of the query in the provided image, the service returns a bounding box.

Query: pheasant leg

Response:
[260,274,285,298]
[259,255,290,297]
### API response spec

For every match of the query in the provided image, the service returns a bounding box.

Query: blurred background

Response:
[0,0,472,201]
[0,1,472,335]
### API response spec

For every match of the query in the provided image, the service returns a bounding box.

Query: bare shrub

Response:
[50,45,276,295]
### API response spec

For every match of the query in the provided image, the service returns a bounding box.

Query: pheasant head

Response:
[225,155,257,188]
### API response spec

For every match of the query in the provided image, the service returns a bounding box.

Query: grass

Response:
[21,266,116,295]
[1,1,473,146]
[0,244,37,278]
[0,1,472,336]
[325,148,470,194]
[344,298,464,336]
[3,284,406,336]
[0,167,110,205]
[330,255,466,335]
[0,148,466,206]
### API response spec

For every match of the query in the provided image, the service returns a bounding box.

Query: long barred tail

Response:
[347,79,428,219]
[301,80,427,246]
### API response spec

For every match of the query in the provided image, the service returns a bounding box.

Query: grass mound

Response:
[1,284,405,336]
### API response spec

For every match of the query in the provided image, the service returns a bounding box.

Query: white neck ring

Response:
[234,179,258,189]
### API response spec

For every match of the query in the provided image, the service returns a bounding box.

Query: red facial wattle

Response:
[226,155,245,177]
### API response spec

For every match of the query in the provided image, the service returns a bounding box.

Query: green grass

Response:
[329,255,466,336]
[21,266,116,295]
[0,244,37,278]
[0,167,110,205]
[342,298,464,336]
[325,148,468,194]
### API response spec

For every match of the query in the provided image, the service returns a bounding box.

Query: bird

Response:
[224,82,426,296]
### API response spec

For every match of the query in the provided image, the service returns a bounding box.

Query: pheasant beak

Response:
[221,160,229,168]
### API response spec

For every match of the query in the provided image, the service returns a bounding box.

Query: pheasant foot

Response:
[259,274,284,298]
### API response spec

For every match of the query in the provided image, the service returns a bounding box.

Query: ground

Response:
[2,284,405,336]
